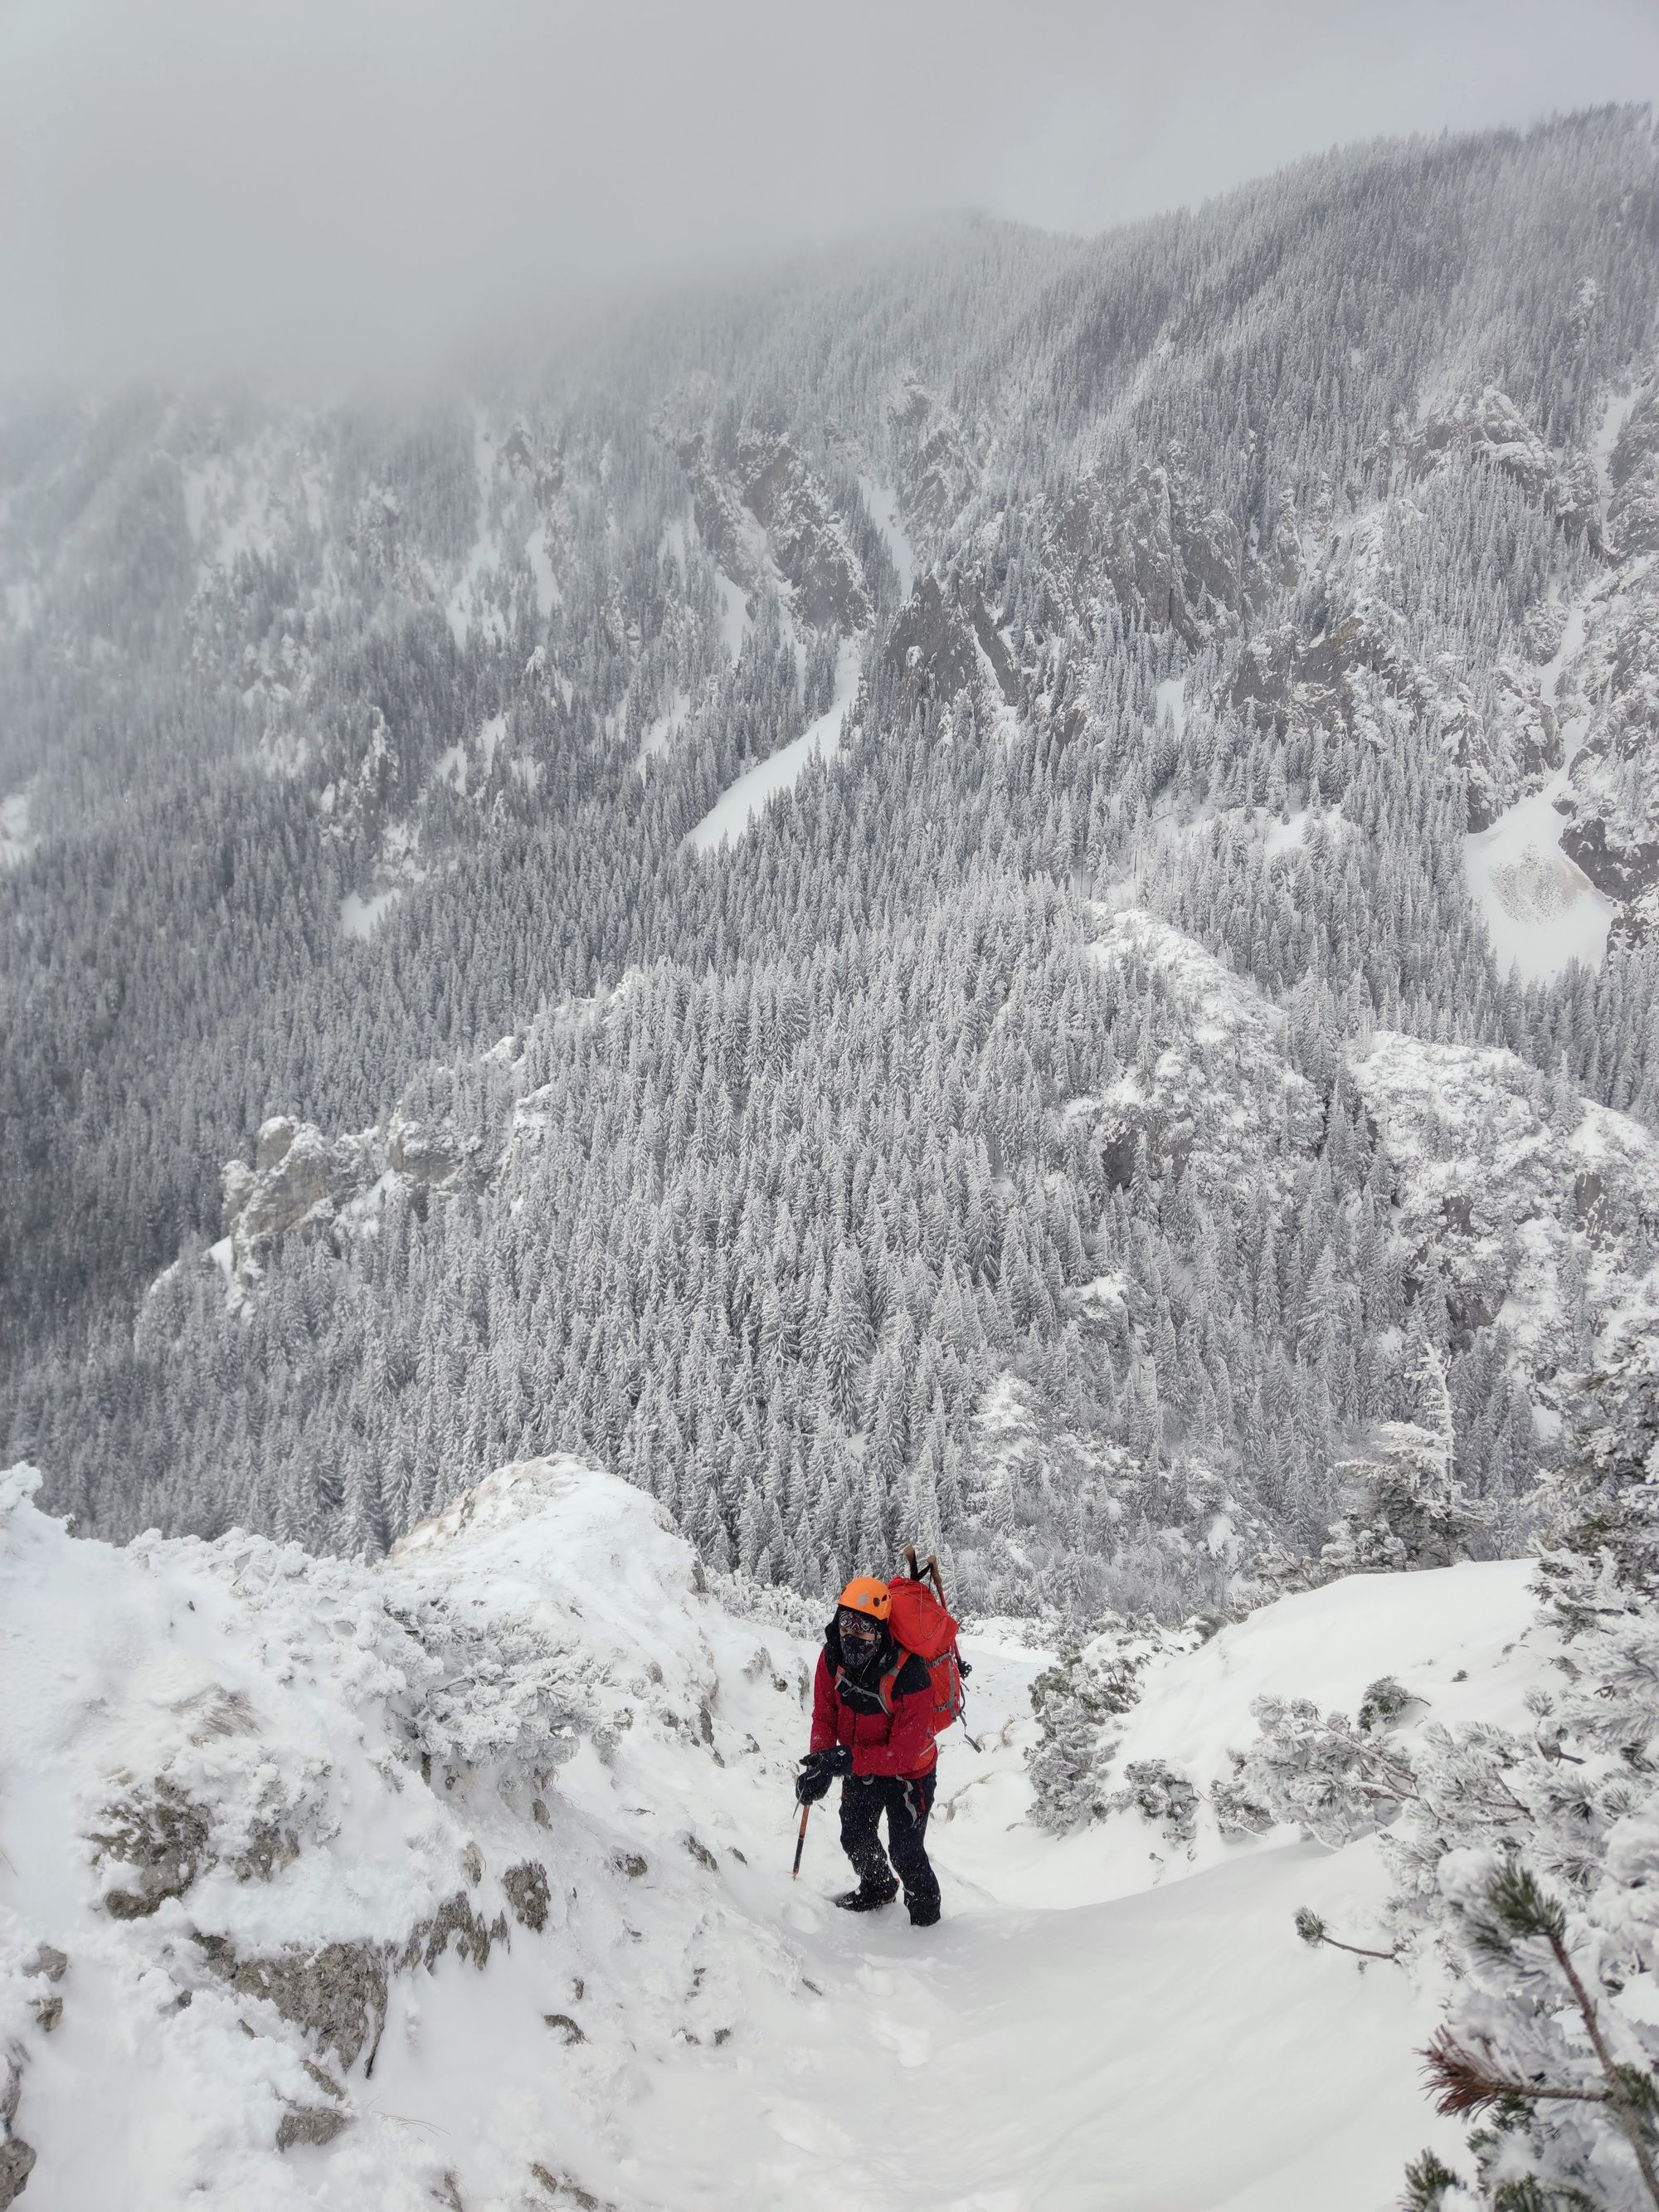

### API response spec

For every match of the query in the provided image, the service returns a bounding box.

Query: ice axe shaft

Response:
[791,1801,810,1879]
[903,1545,949,1607]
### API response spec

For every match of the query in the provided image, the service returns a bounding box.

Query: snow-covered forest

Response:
[5,108,1657,1615]
[4,100,1659,2209]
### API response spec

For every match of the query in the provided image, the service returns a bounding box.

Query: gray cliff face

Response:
[1554,380,1659,943]
[883,576,1019,719]
[1049,452,1245,649]
[665,412,872,631]
[1608,384,1659,558]
[890,379,979,533]
[216,1110,490,1295]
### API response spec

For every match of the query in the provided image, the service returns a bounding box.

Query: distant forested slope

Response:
[4,106,1657,1613]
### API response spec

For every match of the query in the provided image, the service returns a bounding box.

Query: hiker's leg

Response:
[838,1776,898,1898]
[884,1771,941,1925]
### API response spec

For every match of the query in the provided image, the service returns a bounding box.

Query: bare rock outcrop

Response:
[21,1951,66,2039]
[221,1115,376,1281]
[276,2102,350,2152]
[888,379,980,532]
[884,576,1019,718]
[735,431,870,630]
[663,408,871,631]
[192,1864,548,2079]
[1455,658,1561,832]
[1552,389,1659,942]
[197,1934,391,2073]
[90,1780,214,1920]
[0,2054,34,2209]
[1401,385,1598,542]
[1225,606,1428,738]
[276,2062,351,2152]
[503,1860,552,1932]
[216,1104,493,1297]
[1048,448,1244,647]
[1607,382,1659,558]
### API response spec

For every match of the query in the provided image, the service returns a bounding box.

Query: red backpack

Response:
[882,1572,970,1742]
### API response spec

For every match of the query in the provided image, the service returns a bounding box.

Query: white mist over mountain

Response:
[0,0,1655,391]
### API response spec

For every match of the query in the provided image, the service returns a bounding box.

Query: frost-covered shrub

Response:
[1357,1674,1423,1733]
[1244,1542,1336,1601]
[393,1596,589,1783]
[1111,1759,1199,1846]
[1212,1756,1277,1838]
[1320,1344,1485,1575]
[1221,1696,1416,1848]
[705,1568,826,1642]
[1248,1678,1659,2203]
[1535,1321,1659,1630]
[1026,1635,1142,1832]
[1025,1615,1192,1833]
[1318,1510,1410,1576]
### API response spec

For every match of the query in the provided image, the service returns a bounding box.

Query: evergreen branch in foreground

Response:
[1293,1906,1400,1962]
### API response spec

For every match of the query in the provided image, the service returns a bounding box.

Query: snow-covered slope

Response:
[2,1456,1545,2210]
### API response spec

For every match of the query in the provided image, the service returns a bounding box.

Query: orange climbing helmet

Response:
[836,1576,892,1622]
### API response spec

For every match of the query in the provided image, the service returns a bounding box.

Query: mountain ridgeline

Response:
[3,107,1658,1616]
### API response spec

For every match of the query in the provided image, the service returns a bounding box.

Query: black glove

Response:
[795,1747,853,1804]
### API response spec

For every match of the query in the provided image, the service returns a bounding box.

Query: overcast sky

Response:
[1,0,1655,393]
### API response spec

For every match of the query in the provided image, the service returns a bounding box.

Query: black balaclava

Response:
[836,1605,883,1675]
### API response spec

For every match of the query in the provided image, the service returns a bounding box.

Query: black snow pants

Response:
[839,1770,941,1924]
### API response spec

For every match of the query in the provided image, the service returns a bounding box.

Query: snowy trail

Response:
[557,1626,1462,2212]
[719,1850,1437,2212]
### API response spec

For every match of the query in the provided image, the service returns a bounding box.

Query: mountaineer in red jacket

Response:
[795,1576,942,1926]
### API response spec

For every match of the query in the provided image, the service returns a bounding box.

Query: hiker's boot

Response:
[833,1882,898,1912]
[905,1888,941,1927]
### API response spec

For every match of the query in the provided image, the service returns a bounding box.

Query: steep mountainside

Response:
[3,108,1659,1611]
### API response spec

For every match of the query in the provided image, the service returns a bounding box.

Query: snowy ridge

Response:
[1080,906,1321,1182]
[1,1453,1556,2210]
[0,1459,813,2210]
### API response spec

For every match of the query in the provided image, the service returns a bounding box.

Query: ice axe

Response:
[791,1800,810,1879]
[902,1544,948,1605]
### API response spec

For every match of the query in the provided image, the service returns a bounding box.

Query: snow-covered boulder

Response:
[0,1457,810,2210]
